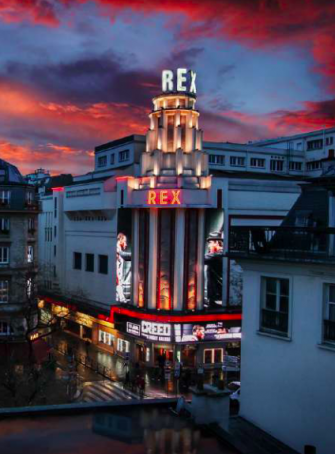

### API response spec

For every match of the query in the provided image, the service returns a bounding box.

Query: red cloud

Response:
[0,0,58,26]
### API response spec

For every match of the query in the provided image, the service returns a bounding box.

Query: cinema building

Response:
[38,69,303,368]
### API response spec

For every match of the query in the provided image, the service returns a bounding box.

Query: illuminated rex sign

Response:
[147,189,181,206]
[162,69,196,94]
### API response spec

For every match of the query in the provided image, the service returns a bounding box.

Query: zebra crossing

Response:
[81,380,140,403]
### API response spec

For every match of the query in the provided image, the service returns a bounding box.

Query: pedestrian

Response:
[139,376,145,398]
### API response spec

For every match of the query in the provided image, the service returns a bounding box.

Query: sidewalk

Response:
[48,330,175,399]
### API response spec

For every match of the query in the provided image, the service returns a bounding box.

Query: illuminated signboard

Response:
[147,189,181,206]
[119,315,241,344]
[162,69,196,94]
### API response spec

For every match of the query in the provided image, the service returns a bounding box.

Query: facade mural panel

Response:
[116,208,132,303]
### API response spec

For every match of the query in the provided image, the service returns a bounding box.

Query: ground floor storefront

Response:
[39,298,241,371]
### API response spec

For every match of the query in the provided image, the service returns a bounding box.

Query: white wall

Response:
[239,261,335,454]
[64,214,117,308]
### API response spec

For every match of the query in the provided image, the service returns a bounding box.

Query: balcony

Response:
[324,319,335,342]
[261,309,288,335]
[229,226,335,263]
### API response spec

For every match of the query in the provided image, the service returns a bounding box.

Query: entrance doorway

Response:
[136,343,146,362]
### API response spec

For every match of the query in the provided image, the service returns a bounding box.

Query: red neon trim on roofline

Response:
[43,296,242,325]
[116,176,134,181]
[52,187,64,192]
[109,306,242,323]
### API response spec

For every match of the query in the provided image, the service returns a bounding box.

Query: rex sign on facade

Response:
[147,189,181,206]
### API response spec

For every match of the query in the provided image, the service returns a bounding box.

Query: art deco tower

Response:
[122,69,213,312]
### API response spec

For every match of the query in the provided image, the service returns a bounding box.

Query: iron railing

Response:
[229,226,335,262]
[324,319,335,342]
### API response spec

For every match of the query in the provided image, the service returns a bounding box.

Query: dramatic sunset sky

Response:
[1,0,335,175]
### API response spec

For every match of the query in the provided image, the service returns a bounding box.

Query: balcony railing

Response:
[261,309,288,334]
[229,226,335,262]
[324,319,335,342]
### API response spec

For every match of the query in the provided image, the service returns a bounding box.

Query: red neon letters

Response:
[147,189,181,205]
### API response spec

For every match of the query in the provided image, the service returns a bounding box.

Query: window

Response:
[203,348,223,364]
[0,218,9,233]
[110,153,115,165]
[307,139,323,151]
[0,281,9,303]
[27,245,34,263]
[26,191,33,205]
[323,284,335,343]
[289,161,303,171]
[209,154,225,165]
[54,225,57,237]
[117,338,130,353]
[54,245,57,257]
[28,218,34,233]
[307,161,322,171]
[98,330,114,346]
[54,196,57,218]
[260,277,289,336]
[119,150,129,162]
[0,247,9,264]
[73,252,82,270]
[0,321,11,335]
[167,116,174,152]
[85,253,94,272]
[98,156,107,167]
[230,156,245,167]
[99,255,108,274]
[326,137,334,146]
[26,278,33,298]
[250,158,265,168]
[270,159,284,171]
[0,190,10,205]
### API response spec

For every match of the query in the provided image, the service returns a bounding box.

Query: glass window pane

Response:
[329,303,335,321]
[280,296,289,313]
[204,350,212,364]
[266,278,277,294]
[280,279,289,296]
[329,286,335,303]
[265,293,276,310]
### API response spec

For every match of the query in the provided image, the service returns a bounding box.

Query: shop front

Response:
[113,309,241,369]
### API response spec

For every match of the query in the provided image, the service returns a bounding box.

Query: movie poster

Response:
[204,209,224,307]
[116,209,132,303]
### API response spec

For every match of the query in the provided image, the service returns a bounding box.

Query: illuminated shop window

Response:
[99,330,114,346]
[117,338,130,353]
[203,348,223,364]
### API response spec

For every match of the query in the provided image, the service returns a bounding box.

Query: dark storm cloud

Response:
[1,54,159,107]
